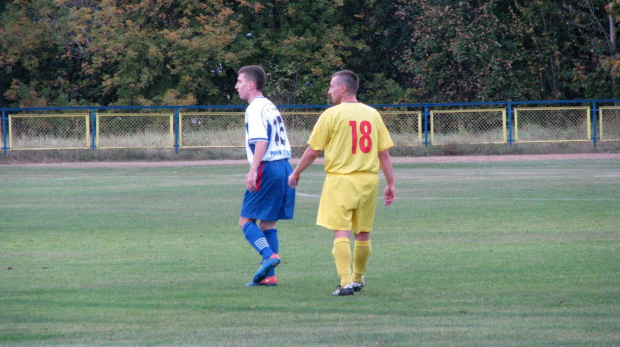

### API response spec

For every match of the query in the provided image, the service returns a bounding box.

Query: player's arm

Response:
[288,146,320,188]
[246,140,267,192]
[378,149,396,206]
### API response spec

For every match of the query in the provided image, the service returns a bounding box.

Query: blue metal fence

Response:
[1,99,619,156]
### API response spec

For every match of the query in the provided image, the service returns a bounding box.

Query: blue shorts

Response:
[240,159,295,221]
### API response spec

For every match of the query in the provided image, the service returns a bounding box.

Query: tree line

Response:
[1,0,619,108]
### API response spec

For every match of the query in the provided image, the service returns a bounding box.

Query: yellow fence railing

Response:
[514,107,591,143]
[179,111,244,148]
[8,113,90,150]
[95,113,174,149]
[430,109,506,145]
[598,107,620,142]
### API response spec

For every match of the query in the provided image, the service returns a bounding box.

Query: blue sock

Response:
[263,229,278,277]
[263,229,279,254]
[242,222,274,260]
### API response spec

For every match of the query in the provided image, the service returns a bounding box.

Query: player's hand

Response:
[383,185,396,206]
[246,170,258,192]
[288,173,299,188]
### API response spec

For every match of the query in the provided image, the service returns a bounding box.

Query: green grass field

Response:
[1,158,619,346]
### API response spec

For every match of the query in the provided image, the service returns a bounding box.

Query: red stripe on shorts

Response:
[256,162,264,191]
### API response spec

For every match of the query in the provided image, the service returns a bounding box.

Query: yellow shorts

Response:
[317,173,379,233]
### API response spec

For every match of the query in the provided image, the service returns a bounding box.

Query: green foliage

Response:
[230,0,354,104]
[399,1,522,102]
[0,0,619,107]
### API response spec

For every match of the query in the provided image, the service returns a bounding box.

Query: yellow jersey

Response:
[308,102,393,174]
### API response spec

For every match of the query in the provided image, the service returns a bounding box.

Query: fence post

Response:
[423,105,430,147]
[507,102,514,146]
[90,108,97,150]
[591,101,599,147]
[173,108,180,154]
[2,109,7,155]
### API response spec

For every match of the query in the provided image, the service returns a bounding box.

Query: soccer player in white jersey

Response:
[236,65,295,287]
[288,70,396,296]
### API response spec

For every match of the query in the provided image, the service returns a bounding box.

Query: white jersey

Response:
[245,96,292,163]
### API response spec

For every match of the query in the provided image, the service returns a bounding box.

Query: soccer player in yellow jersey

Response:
[288,70,396,296]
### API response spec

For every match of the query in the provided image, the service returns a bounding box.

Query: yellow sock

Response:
[332,237,352,287]
[352,240,371,283]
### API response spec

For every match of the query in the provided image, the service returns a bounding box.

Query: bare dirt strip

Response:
[3,153,619,169]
